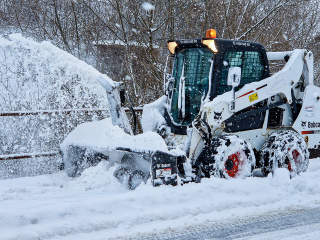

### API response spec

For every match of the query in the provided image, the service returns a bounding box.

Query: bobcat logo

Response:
[214,111,223,120]
[301,121,307,128]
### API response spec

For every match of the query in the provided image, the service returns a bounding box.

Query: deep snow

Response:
[0,34,110,158]
[1,158,320,240]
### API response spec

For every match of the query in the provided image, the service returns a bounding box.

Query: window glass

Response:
[170,48,213,125]
[219,51,265,95]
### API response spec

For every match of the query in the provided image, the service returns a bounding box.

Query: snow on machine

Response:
[61,29,320,189]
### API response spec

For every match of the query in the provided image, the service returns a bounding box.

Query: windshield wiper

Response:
[178,62,186,120]
[204,58,214,103]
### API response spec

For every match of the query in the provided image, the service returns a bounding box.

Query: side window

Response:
[219,51,265,95]
[242,51,264,85]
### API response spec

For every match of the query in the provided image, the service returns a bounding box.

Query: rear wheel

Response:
[63,145,104,177]
[260,130,309,177]
[198,135,255,179]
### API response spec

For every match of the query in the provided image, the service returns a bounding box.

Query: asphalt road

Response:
[115,207,320,240]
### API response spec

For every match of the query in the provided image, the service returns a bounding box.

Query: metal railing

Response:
[0,107,143,162]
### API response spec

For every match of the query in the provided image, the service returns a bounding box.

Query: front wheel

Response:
[199,135,256,179]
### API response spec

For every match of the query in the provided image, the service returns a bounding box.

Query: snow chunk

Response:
[141,96,167,132]
[142,2,155,11]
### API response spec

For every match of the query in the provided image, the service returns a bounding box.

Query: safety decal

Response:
[156,168,172,177]
[249,92,258,102]
[305,106,315,117]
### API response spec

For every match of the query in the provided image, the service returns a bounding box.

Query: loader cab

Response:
[165,31,269,134]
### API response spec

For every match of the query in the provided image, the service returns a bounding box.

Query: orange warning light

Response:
[206,29,217,38]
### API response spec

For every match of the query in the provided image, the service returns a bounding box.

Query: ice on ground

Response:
[61,117,168,153]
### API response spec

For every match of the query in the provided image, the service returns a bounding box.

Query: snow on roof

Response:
[93,39,160,49]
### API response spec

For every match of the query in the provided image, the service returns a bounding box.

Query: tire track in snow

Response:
[113,207,320,240]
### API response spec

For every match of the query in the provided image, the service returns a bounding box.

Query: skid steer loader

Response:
[61,29,320,189]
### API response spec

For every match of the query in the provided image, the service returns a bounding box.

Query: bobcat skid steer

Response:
[61,29,320,189]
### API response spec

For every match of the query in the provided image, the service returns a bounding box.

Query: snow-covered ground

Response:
[1,158,320,240]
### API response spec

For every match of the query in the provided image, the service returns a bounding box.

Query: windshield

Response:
[170,48,214,126]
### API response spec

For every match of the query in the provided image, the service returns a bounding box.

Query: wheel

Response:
[197,135,255,179]
[128,170,145,190]
[114,167,146,190]
[63,145,104,177]
[114,167,131,188]
[260,130,309,177]
[63,145,88,177]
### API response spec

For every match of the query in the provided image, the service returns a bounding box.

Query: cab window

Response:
[218,51,265,95]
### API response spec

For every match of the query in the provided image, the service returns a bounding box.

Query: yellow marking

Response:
[249,92,258,102]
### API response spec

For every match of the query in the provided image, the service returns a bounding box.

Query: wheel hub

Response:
[225,153,240,177]
[225,159,234,171]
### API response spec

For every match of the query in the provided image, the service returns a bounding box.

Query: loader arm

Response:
[201,49,313,133]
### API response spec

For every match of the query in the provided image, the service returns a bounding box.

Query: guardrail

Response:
[0,107,143,163]
[0,151,60,161]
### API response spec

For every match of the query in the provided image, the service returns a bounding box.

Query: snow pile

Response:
[67,161,126,192]
[0,34,110,112]
[0,34,111,158]
[61,117,168,153]
[141,96,167,132]
[0,159,320,239]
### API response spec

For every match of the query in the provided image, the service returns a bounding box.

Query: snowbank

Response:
[0,159,320,239]
[0,34,111,112]
[0,34,112,158]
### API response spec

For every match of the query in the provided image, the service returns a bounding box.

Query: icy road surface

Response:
[1,159,320,240]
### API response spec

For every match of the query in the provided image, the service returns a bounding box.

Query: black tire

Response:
[260,130,309,177]
[197,135,255,179]
[114,167,131,188]
[114,167,146,190]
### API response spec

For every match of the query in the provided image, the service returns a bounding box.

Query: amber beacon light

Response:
[206,29,217,38]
